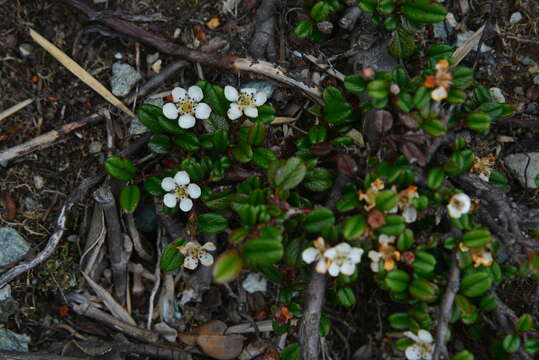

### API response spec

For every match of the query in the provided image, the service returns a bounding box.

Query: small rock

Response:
[110,63,142,97]
[33,175,45,190]
[67,235,79,243]
[434,22,448,41]
[514,86,524,96]
[526,102,537,113]
[509,12,523,24]
[129,97,164,135]
[114,52,123,60]
[446,12,458,28]
[23,197,38,211]
[88,141,103,154]
[456,31,492,53]
[521,56,536,66]
[241,80,278,100]
[146,52,160,66]
[173,28,181,39]
[18,44,33,57]
[242,273,267,294]
[0,228,30,267]
[0,286,11,302]
[504,152,539,189]
[0,326,30,352]
[489,87,505,103]
[151,59,162,73]
[534,74,539,85]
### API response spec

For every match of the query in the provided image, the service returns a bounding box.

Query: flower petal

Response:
[302,248,320,264]
[340,261,356,276]
[253,92,267,106]
[178,114,196,129]
[188,85,204,102]
[202,242,216,251]
[174,171,190,185]
[172,87,187,102]
[405,345,422,360]
[163,103,179,119]
[335,242,352,253]
[161,177,176,191]
[243,106,258,118]
[417,329,433,343]
[328,262,340,277]
[179,198,193,212]
[195,102,211,120]
[348,248,364,263]
[227,104,243,120]
[404,331,421,343]
[224,85,239,101]
[447,205,461,219]
[431,86,448,101]
[183,255,198,270]
[454,193,471,213]
[324,248,337,260]
[187,183,201,199]
[198,251,214,266]
[379,234,395,247]
[368,250,383,262]
[315,258,328,274]
[163,193,178,208]
[370,261,380,272]
[241,88,257,98]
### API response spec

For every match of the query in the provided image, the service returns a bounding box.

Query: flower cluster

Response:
[368,234,401,272]
[163,86,212,129]
[459,242,493,268]
[161,171,201,212]
[403,329,435,360]
[446,193,471,219]
[470,154,495,182]
[178,241,216,270]
[359,179,419,223]
[424,59,453,102]
[224,86,268,120]
[302,238,364,277]
[358,178,385,211]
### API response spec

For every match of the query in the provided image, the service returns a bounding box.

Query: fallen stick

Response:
[0,98,34,123]
[29,28,134,117]
[0,133,151,287]
[249,0,278,60]
[72,302,159,343]
[59,0,322,103]
[0,352,94,360]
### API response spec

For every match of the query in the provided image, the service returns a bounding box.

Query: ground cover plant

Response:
[0,1,538,360]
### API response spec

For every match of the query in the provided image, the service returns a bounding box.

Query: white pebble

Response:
[33,175,45,190]
[242,273,267,294]
[19,43,33,57]
[489,87,506,103]
[114,52,123,60]
[510,12,523,24]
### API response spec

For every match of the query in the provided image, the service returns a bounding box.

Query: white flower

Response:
[447,193,471,219]
[162,86,212,129]
[302,237,330,274]
[224,85,267,120]
[403,329,435,360]
[161,171,201,212]
[323,243,364,277]
[178,241,216,270]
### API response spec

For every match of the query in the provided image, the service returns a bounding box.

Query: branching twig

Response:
[433,250,460,360]
[249,0,278,60]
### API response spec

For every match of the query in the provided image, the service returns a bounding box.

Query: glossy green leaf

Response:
[515,314,533,333]
[274,157,307,191]
[143,176,166,196]
[174,132,200,152]
[502,334,520,353]
[343,215,366,240]
[375,190,398,212]
[323,86,354,123]
[253,147,277,168]
[403,0,447,24]
[160,238,187,272]
[337,287,356,307]
[198,213,228,234]
[305,208,335,233]
[460,272,492,297]
[148,134,172,154]
[105,156,136,181]
[295,20,313,38]
[213,249,243,283]
[389,28,416,59]
[304,168,333,192]
[409,278,439,302]
[281,343,301,360]
[119,185,140,213]
[385,270,410,292]
[389,313,411,330]
[196,81,229,117]
[136,104,163,131]
[462,230,491,248]
[344,75,366,94]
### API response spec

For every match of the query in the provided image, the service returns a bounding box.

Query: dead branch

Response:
[59,0,322,102]
[72,302,159,343]
[299,174,350,360]
[125,213,152,261]
[0,134,150,287]
[93,184,129,305]
[249,0,278,60]
[433,250,460,360]
[339,7,361,30]
[0,352,94,360]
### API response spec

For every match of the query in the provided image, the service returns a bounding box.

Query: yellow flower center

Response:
[178,100,196,115]
[174,185,188,199]
[237,93,253,106]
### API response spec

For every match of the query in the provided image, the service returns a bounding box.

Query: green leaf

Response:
[359,0,377,12]
[389,28,416,58]
[319,315,331,337]
[247,123,266,145]
[378,215,405,235]
[143,176,166,196]
[403,0,447,24]
[479,294,497,311]
[311,1,331,22]
[243,235,284,266]
[343,215,366,240]
[181,158,207,182]
[453,350,474,360]
[323,87,354,124]
[384,16,398,31]
[337,287,356,307]
[452,66,474,89]
[375,190,398,212]
[198,213,228,234]
[367,80,390,99]
[447,88,466,104]
[294,20,313,38]
[174,132,200,152]
[385,270,410,292]
[211,129,229,152]
[304,168,333,192]
[308,125,327,144]
[253,147,277,168]
[389,313,411,330]
[397,229,414,250]
[422,119,447,136]
[413,86,430,109]
[427,168,445,189]
[232,142,253,163]
[196,81,229,117]
[466,112,492,132]
[105,156,136,181]
[305,208,335,233]
[213,249,243,283]
[460,272,492,297]
[379,0,395,14]
[274,157,307,191]
[462,230,491,248]
[427,44,453,61]
[409,278,439,302]
[281,343,301,360]
[252,105,276,124]
[515,314,533,333]
[285,238,302,267]
[148,134,172,154]
[473,84,492,104]
[344,75,366,94]
[413,251,436,274]
[160,239,187,272]
[119,185,140,213]
[136,104,163,131]
[502,334,520,353]
[524,339,539,355]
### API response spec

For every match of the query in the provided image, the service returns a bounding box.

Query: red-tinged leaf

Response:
[310,141,332,156]
[401,142,427,167]
[335,154,358,176]
[368,210,386,229]
[374,110,393,133]
[0,195,17,221]
[398,113,419,129]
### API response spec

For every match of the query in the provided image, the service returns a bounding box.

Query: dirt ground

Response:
[0,0,538,358]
